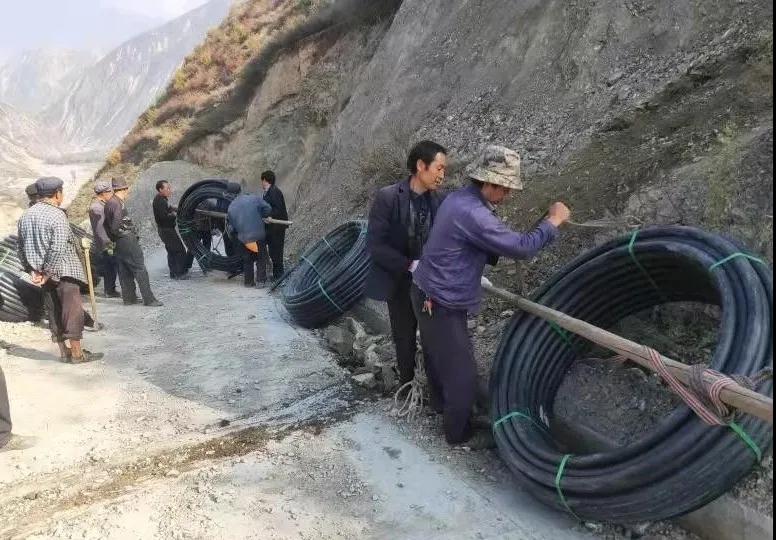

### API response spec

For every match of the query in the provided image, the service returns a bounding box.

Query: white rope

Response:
[393,344,427,421]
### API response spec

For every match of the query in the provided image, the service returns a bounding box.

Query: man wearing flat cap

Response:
[103,178,163,307]
[411,146,571,449]
[89,180,120,298]
[17,177,105,363]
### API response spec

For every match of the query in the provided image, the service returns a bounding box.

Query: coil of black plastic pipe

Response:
[176,179,242,274]
[281,221,369,328]
[490,225,773,523]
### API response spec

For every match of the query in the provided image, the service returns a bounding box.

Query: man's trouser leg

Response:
[256,242,269,284]
[159,228,186,278]
[57,279,85,342]
[387,278,418,386]
[102,253,118,294]
[267,231,285,280]
[42,281,66,342]
[411,285,476,444]
[240,243,257,286]
[116,237,157,304]
[1,365,12,448]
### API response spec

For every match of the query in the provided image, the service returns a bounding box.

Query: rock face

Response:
[0,49,98,114]
[163,0,773,268]
[42,0,232,152]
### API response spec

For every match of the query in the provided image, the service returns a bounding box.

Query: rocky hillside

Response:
[84,0,773,270]
[41,0,232,152]
[0,49,98,114]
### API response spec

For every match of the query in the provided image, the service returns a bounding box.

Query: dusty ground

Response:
[1,249,609,540]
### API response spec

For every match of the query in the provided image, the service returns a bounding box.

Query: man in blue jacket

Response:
[412,146,571,447]
[227,191,273,287]
[365,141,447,389]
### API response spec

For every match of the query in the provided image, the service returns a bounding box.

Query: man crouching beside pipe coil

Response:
[411,145,571,449]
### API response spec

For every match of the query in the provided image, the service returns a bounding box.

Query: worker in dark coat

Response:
[412,146,570,448]
[365,141,447,389]
[260,171,289,282]
[227,192,272,287]
[88,180,120,297]
[153,180,189,280]
[104,178,163,307]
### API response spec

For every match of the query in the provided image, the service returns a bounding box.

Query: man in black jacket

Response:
[365,141,447,390]
[260,170,289,283]
[104,178,163,307]
[153,180,189,280]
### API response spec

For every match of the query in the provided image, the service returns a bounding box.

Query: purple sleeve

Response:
[463,207,558,259]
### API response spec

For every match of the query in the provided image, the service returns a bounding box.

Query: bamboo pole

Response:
[193,208,293,226]
[482,281,774,425]
[81,238,99,327]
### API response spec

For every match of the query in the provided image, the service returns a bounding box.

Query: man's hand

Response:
[547,202,571,227]
[30,271,49,286]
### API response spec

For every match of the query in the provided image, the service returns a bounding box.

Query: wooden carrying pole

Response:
[81,238,99,326]
[482,281,774,425]
[193,208,293,227]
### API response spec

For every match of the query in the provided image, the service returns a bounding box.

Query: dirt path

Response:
[0,250,591,540]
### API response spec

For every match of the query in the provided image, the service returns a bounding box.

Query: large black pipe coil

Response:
[490,225,773,523]
[176,179,242,274]
[281,221,369,328]
[0,225,96,322]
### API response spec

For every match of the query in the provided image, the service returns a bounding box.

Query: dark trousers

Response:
[42,278,85,342]
[97,250,118,294]
[115,236,157,304]
[239,242,261,286]
[265,231,286,280]
[387,277,421,385]
[411,284,476,444]
[158,228,188,278]
[0,365,11,448]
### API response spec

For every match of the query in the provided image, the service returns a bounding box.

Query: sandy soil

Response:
[1,249,596,540]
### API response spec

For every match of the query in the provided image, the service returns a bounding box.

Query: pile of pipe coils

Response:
[176,179,243,274]
[0,225,97,323]
[490,225,773,523]
[280,221,370,328]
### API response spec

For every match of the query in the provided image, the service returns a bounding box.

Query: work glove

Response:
[104,243,115,256]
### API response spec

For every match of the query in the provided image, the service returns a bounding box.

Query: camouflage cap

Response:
[465,145,523,190]
[94,180,113,194]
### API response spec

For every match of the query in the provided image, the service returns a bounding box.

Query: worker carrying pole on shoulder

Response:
[227,188,273,288]
[411,145,571,449]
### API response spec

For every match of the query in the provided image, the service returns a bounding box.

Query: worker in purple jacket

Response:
[412,145,571,448]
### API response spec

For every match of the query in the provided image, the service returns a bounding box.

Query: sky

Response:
[0,0,208,58]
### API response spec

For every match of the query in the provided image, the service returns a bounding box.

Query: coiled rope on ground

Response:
[490,225,773,523]
[281,221,369,329]
[176,179,242,274]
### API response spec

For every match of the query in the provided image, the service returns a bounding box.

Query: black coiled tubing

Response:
[281,221,369,328]
[0,225,95,322]
[176,179,242,274]
[490,226,772,523]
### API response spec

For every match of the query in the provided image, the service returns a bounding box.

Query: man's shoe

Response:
[123,299,140,306]
[85,322,106,333]
[0,434,37,453]
[244,282,256,288]
[106,291,122,298]
[70,350,104,364]
[144,300,164,307]
[471,415,492,430]
[459,429,496,451]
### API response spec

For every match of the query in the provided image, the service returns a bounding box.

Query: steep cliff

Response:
[41,0,232,152]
